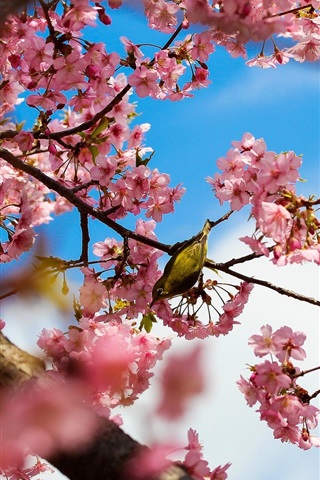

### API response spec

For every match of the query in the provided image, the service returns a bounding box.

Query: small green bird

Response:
[151,219,212,307]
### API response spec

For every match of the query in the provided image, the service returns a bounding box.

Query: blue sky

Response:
[8,3,320,254]
[2,3,319,479]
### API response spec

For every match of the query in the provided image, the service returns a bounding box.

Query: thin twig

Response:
[205,259,320,307]
[35,22,185,142]
[293,365,320,379]
[310,389,320,400]
[222,252,264,268]
[208,210,234,229]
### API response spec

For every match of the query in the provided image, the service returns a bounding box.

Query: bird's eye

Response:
[156,288,163,297]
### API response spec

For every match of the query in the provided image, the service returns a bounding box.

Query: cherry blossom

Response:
[157,345,205,419]
[0,2,319,478]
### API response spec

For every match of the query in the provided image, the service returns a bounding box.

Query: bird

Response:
[151,219,212,307]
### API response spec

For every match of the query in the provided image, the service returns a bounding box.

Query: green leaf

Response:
[91,117,109,137]
[89,144,99,161]
[35,255,67,270]
[139,312,157,333]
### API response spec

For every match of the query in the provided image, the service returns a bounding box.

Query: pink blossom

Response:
[108,122,130,148]
[0,80,24,113]
[108,0,123,9]
[26,91,67,111]
[184,451,211,479]
[24,37,54,70]
[83,335,134,391]
[273,326,306,362]
[145,194,174,222]
[0,378,99,469]
[5,227,35,260]
[273,423,302,445]
[255,360,291,394]
[239,236,270,256]
[219,178,250,211]
[248,324,280,357]
[257,201,292,243]
[160,59,186,89]
[109,177,134,210]
[157,345,205,419]
[237,375,260,407]
[93,237,123,268]
[127,123,151,148]
[90,156,118,186]
[182,428,213,479]
[79,274,107,315]
[191,31,215,62]
[210,462,231,480]
[129,443,176,479]
[225,40,247,58]
[286,35,320,62]
[269,395,303,425]
[61,1,97,30]
[232,132,256,151]
[216,148,245,181]
[53,51,87,90]
[186,67,211,90]
[37,328,68,359]
[124,165,151,199]
[186,428,202,451]
[128,66,160,98]
[15,131,34,152]
[143,0,179,34]
[120,36,144,59]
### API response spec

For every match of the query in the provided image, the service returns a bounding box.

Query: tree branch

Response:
[0,147,171,253]
[0,332,45,388]
[80,212,90,265]
[0,333,195,480]
[2,147,319,309]
[206,259,320,307]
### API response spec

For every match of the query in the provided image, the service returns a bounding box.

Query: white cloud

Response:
[209,63,319,110]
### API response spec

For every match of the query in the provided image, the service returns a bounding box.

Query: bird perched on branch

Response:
[151,219,213,307]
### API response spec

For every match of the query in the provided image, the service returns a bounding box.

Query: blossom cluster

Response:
[126,428,231,480]
[37,313,171,411]
[0,2,319,479]
[237,324,320,449]
[153,279,254,339]
[142,0,320,67]
[0,1,319,264]
[181,428,231,480]
[0,146,57,262]
[207,132,320,265]
[0,374,100,475]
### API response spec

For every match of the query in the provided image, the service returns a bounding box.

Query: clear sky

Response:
[2,3,320,479]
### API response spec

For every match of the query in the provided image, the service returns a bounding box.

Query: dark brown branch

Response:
[42,84,132,141]
[221,251,264,268]
[80,212,90,265]
[208,210,234,229]
[293,365,320,379]
[206,259,320,307]
[310,389,320,400]
[0,0,29,24]
[0,147,171,253]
